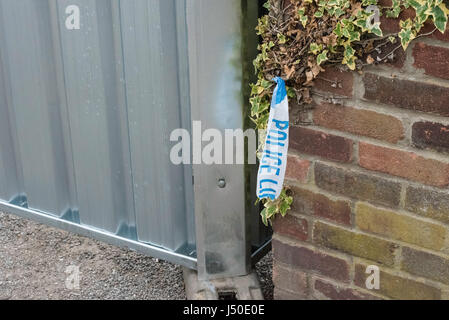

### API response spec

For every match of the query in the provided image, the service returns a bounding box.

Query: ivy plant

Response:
[251,0,449,225]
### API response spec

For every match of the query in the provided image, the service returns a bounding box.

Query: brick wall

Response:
[272,15,449,300]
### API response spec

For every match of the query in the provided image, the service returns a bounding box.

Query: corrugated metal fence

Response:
[0,0,196,266]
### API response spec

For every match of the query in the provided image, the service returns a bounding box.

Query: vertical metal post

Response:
[186,0,260,280]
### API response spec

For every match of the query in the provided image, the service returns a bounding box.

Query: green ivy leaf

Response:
[334,21,343,37]
[431,4,449,33]
[309,42,322,54]
[315,8,324,18]
[298,9,308,28]
[280,201,290,217]
[277,33,287,44]
[267,205,277,218]
[260,208,268,226]
[387,0,401,18]
[398,27,415,49]
[262,1,270,10]
[369,22,383,37]
[317,49,328,65]
[342,45,356,70]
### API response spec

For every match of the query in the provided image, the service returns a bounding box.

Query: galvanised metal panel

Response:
[0,44,20,204]
[118,0,195,249]
[0,0,195,266]
[0,0,72,216]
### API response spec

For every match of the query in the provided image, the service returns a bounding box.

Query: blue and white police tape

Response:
[256,77,289,201]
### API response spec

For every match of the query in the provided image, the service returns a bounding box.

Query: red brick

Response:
[272,214,308,242]
[315,162,401,208]
[289,99,310,125]
[380,15,399,34]
[380,8,416,34]
[378,0,392,5]
[405,186,449,224]
[313,279,380,300]
[274,288,305,300]
[272,239,350,282]
[285,155,310,183]
[313,67,354,97]
[273,263,308,297]
[363,73,449,117]
[313,192,352,226]
[412,121,449,153]
[290,187,315,215]
[413,43,449,80]
[289,186,352,226]
[432,28,449,42]
[290,127,353,163]
[313,103,404,143]
[401,247,449,285]
[359,143,449,187]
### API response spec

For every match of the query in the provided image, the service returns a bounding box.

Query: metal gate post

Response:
[186,0,261,281]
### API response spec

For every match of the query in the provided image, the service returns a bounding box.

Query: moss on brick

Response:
[313,222,399,266]
[356,203,447,251]
[354,264,441,300]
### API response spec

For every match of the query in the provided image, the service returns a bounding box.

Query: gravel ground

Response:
[0,212,273,300]
[255,252,273,300]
